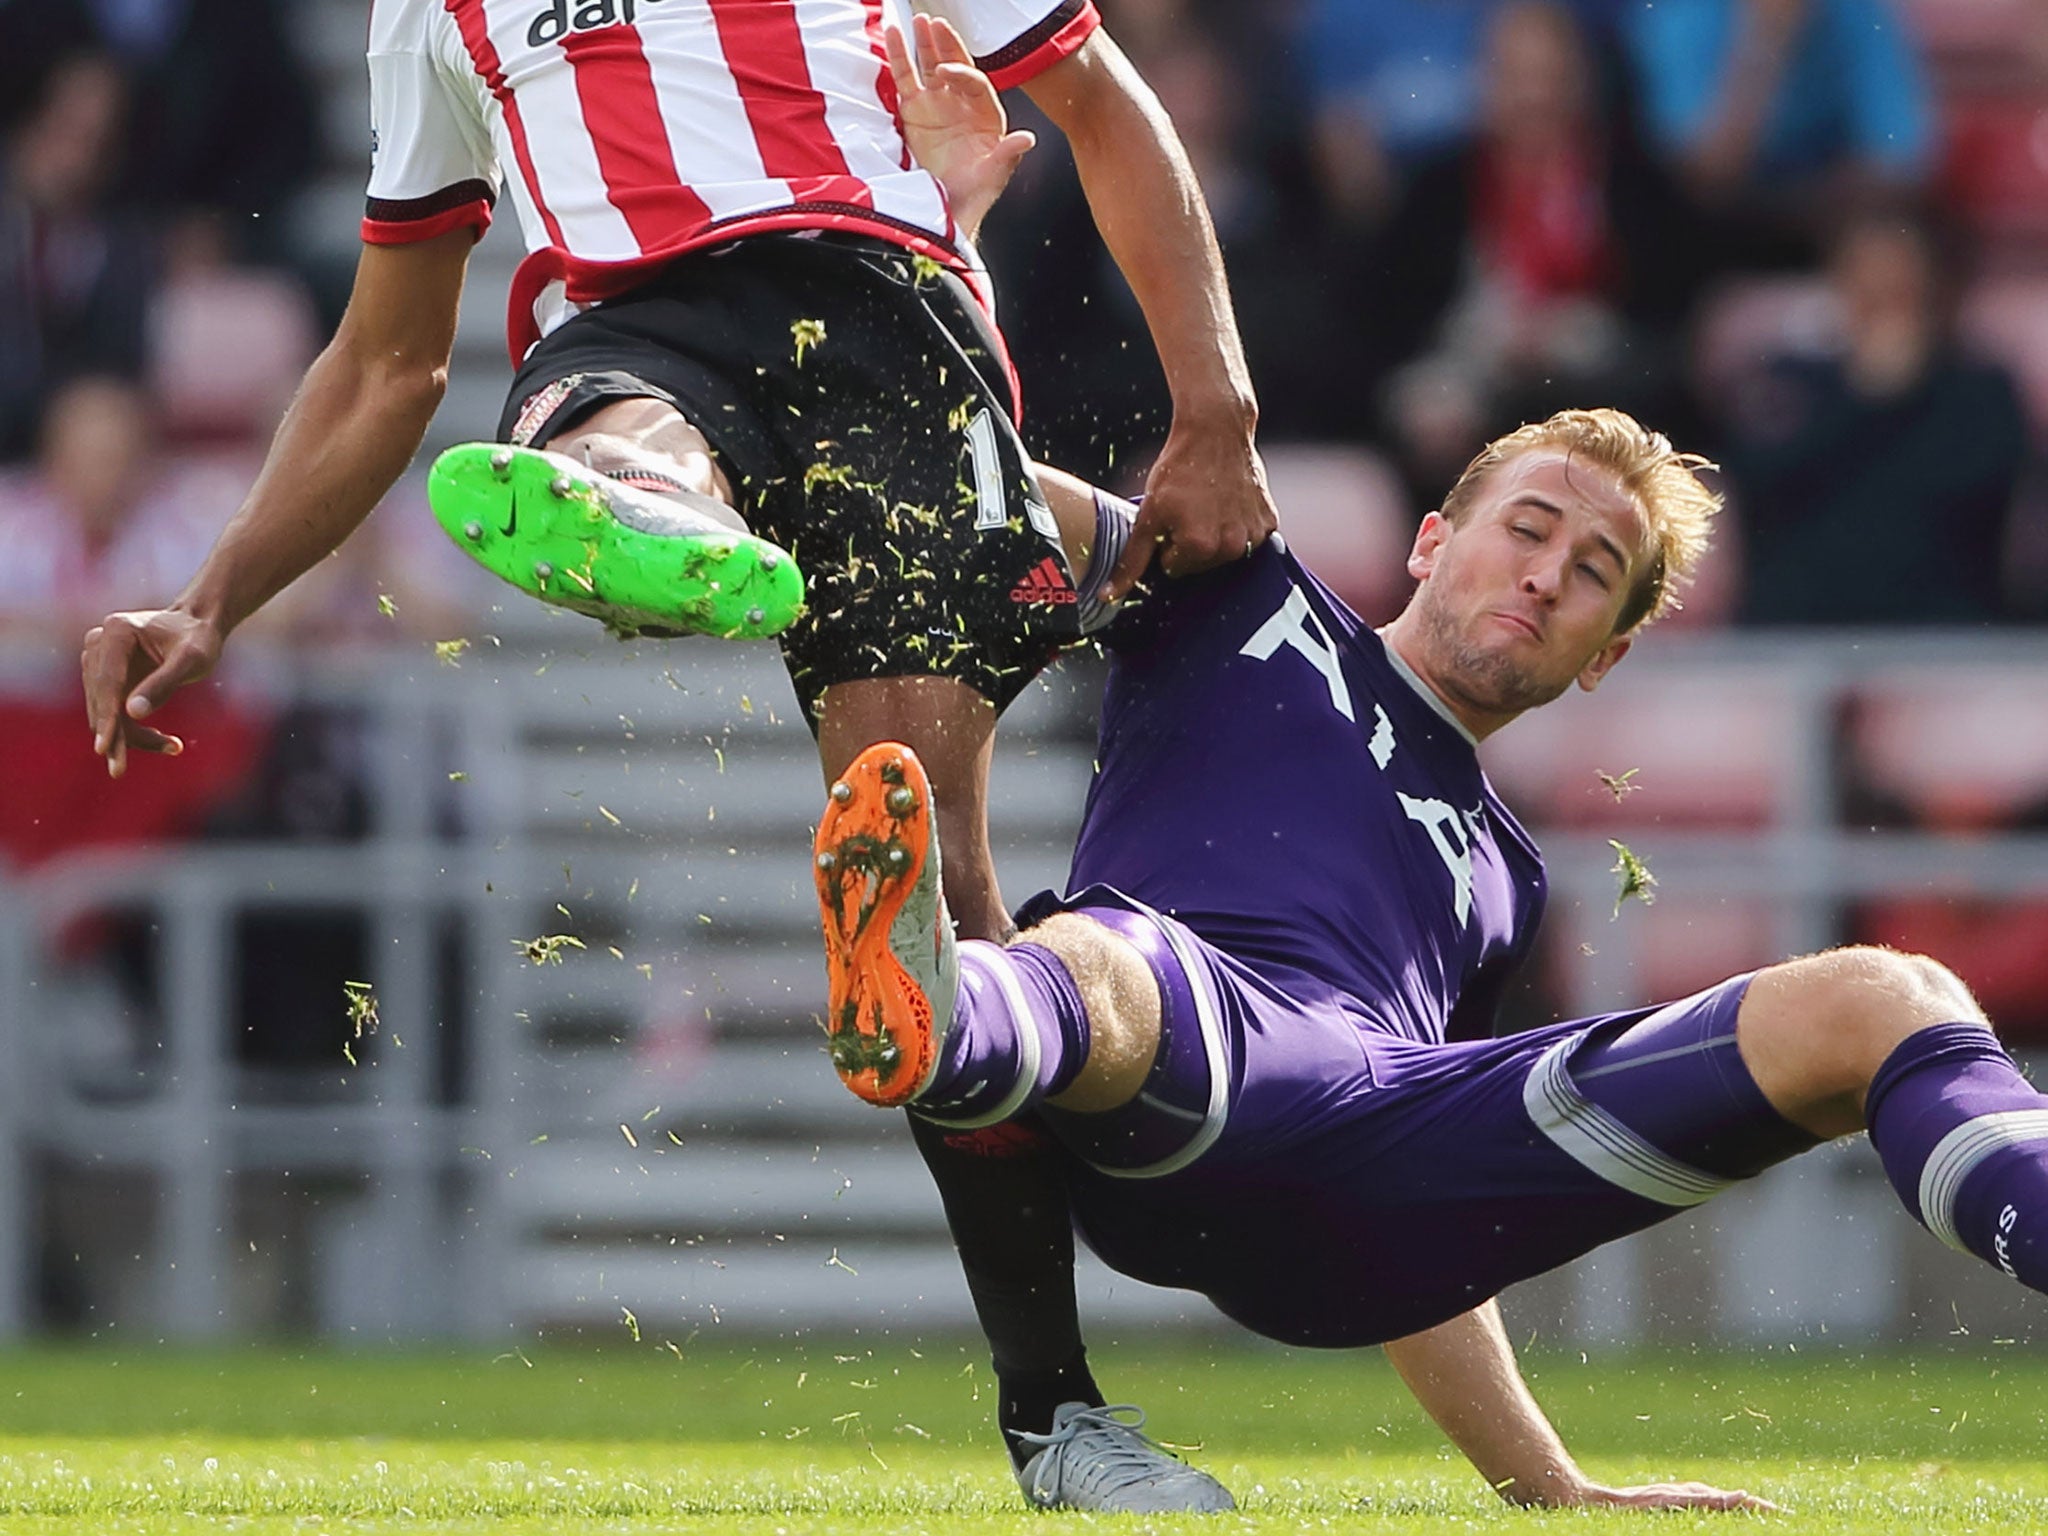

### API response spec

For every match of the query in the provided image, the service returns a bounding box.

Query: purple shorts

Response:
[1018,887,1764,1348]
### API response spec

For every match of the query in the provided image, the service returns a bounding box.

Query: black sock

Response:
[906,1112,1105,1467]
[999,1354,1106,1467]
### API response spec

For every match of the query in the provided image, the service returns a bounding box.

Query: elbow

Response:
[404,362,452,419]
[349,345,450,427]
[323,315,453,427]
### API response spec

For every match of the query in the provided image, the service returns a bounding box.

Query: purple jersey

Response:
[1067,543,1546,1044]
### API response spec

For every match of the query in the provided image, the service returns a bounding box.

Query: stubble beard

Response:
[1416,585,1572,721]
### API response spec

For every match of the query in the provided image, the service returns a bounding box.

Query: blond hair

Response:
[1440,408,1719,632]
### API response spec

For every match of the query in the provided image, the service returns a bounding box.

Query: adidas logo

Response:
[528,0,670,47]
[1009,557,1077,605]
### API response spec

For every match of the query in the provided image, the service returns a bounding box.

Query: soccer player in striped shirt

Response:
[81,1,1270,1510]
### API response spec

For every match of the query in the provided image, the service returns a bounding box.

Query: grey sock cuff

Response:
[1076,490,1136,636]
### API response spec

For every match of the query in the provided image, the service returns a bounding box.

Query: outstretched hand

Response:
[1566,1478,1779,1513]
[81,608,223,778]
[886,13,1035,241]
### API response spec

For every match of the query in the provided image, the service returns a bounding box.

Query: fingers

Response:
[884,21,921,97]
[1615,1483,1777,1513]
[82,609,213,773]
[126,625,216,721]
[101,722,183,779]
[82,616,139,756]
[82,625,107,740]
[1101,501,1164,604]
[126,723,184,756]
[1158,520,1257,577]
[926,13,976,68]
[1146,497,1260,578]
[913,10,943,77]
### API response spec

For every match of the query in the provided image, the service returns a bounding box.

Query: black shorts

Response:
[497,233,1077,717]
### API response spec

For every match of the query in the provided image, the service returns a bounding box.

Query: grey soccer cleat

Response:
[1014,1402,1236,1514]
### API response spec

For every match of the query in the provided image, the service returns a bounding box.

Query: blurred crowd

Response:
[996,0,2048,630]
[0,1,480,1094]
[2,0,2043,666]
[0,0,471,660]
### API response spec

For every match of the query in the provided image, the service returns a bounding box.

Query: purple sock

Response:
[913,942,1090,1127]
[1867,1023,2048,1290]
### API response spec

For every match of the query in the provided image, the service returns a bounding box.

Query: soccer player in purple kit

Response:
[818,406,2048,1512]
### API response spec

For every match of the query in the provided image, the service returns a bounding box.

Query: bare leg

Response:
[541,396,748,532]
[1028,911,1160,1112]
[818,675,1008,939]
[538,401,1089,949]
[1735,946,1988,1138]
[814,464,1112,939]
[1033,461,1101,577]
[534,396,1139,1470]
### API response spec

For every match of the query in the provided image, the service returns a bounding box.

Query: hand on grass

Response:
[1566,1478,1780,1513]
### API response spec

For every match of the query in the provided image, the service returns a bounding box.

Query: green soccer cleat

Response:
[428,443,804,640]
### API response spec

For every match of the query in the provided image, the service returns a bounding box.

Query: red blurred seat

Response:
[1903,0,2034,62]
[1482,664,1803,830]
[1858,898,2048,1041]
[1940,92,2048,241]
[1262,443,1414,625]
[0,687,270,874]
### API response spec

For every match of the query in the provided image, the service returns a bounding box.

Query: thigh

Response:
[745,240,1076,720]
[1066,981,1764,1347]
[501,236,1078,722]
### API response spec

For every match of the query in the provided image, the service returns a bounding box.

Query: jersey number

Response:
[966,408,1057,538]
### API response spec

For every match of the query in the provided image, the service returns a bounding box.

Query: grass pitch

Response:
[0,1339,2042,1533]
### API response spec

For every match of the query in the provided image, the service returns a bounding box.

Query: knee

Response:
[1025,912,1162,1094]
[1750,946,1983,1093]
[1788,945,1978,1026]
[1027,913,1139,1009]
[551,428,647,475]
[544,424,729,502]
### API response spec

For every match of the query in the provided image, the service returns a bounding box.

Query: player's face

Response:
[1402,449,1647,733]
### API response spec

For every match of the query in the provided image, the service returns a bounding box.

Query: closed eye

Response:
[1578,561,1611,589]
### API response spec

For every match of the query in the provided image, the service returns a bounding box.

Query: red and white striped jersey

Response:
[364,0,1099,362]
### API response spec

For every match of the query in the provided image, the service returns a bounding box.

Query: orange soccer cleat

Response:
[814,743,958,1106]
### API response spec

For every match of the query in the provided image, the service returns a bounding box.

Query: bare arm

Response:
[83,229,473,775]
[1024,33,1275,597]
[1383,1301,1773,1511]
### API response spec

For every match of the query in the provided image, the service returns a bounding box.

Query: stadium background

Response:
[1,0,2045,1361]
